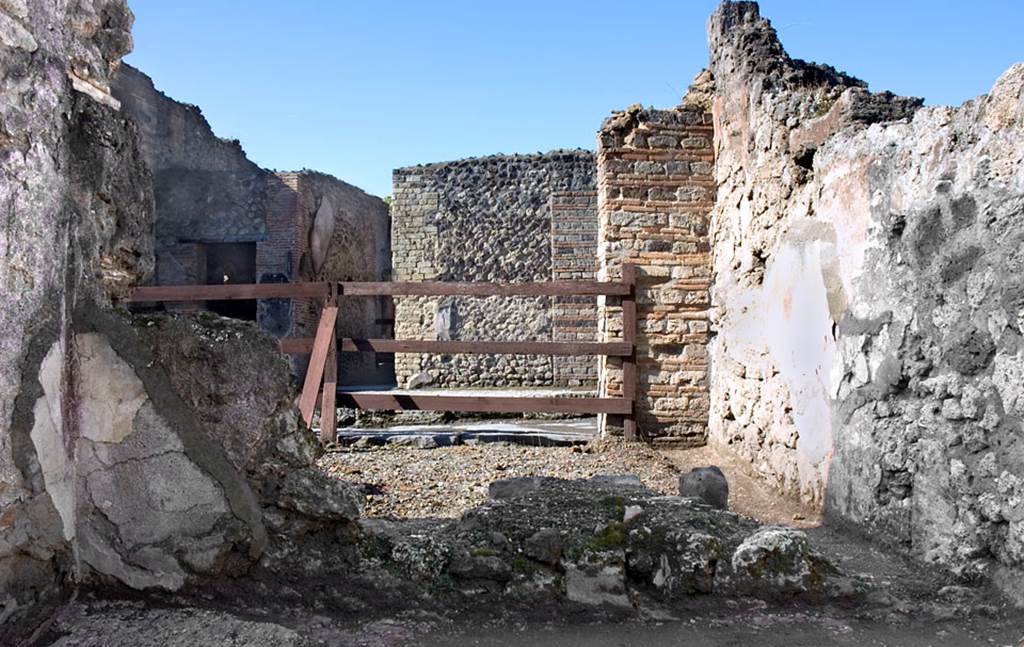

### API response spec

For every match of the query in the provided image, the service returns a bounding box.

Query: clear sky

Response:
[125,1,1023,198]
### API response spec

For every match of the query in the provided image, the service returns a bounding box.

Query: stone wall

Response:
[285,171,393,386]
[596,107,715,445]
[391,152,596,389]
[0,0,155,632]
[112,68,391,384]
[705,1,1024,603]
[112,64,268,291]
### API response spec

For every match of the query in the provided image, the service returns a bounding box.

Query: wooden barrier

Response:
[125,274,640,443]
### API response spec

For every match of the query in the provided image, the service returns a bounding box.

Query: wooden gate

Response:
[126,266,639,443]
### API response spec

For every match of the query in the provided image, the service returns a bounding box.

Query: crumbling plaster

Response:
[1,0,155,629]
[705,1,1024,601]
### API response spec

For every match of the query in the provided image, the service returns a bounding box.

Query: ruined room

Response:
[1,1,1023,646]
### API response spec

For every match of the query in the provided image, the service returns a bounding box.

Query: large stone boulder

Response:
[131,312,302,479]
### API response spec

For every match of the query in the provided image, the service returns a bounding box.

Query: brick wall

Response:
[390,168,440,387]
[256,172,301,337]
[596,106,714,446]
[551,190,599,386]
[265,171,392,385]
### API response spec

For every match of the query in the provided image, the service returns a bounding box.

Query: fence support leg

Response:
[320,311,339,443]
[299,303,339,428]
[621,264,638,442]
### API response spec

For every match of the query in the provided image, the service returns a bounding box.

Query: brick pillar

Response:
[257,172,302,339]
[550,190,599,387]
[596,106,714,446]
[390,169,440,387]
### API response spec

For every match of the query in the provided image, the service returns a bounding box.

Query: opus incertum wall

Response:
[391,151,597,389]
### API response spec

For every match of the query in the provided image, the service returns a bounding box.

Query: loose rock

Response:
[679,466,730,510]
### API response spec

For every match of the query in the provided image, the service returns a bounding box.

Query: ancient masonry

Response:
[112,65,392,384]
[390,151,597,389]
[4,0,1024,633]
[596,107,715,446]
[704,1,1023,601]
[550,190,600,386]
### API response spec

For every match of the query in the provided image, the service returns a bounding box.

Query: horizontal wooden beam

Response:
[125,282,331,302]
[335,393,631,415]
[338,280,630,297]
[125,280,631,302]
[280,338,632,357]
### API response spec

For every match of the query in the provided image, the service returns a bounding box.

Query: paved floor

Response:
[332,417,598,447]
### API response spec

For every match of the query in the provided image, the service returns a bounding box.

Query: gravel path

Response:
[318,437,682,518]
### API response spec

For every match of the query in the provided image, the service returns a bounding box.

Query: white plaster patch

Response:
[761,235,838,494]
[69,73,121,110]
[992,350,1024,418]
[29,341,76,541]
[76,333,147,443]
[309,196,336,273]
[987,308,1009,343]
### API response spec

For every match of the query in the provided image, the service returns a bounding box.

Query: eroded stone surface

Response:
[357,477,798,608]
[0,0,153,632]
[732,527,832,594]
[702,1,1024,603]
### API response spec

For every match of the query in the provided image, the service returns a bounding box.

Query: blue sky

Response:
[125,1,1023,198]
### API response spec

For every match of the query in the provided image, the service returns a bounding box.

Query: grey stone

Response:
[678,466,729,510]
[407,371,435,390]
[448,552,512,581]
[622,505,643,524]
[524,528,563,565]
[487,476,564,500]
[273,468,362,521]
[731,527,833,593]
[588,474,645,491]
[564,558,631,608]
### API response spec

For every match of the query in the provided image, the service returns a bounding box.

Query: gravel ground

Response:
[317,437,682,518]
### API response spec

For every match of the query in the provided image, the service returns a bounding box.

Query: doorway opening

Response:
[204,242,257,320]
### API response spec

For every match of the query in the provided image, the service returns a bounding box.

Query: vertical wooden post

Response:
[298,302,339,427]
[320,333,338,443]
[320,285,339,443]
[621,264,638,442]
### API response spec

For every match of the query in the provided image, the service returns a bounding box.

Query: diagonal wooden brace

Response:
[298,305,338,427]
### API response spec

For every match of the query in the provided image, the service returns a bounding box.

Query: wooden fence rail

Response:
[125,272,640,443]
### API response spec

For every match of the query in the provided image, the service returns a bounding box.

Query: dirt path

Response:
[661,444,822,528]
[318,436,682,518]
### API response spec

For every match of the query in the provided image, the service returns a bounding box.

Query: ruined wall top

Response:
[706,2,922,130]
[707,2,864,91]
[394,149,594,175]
